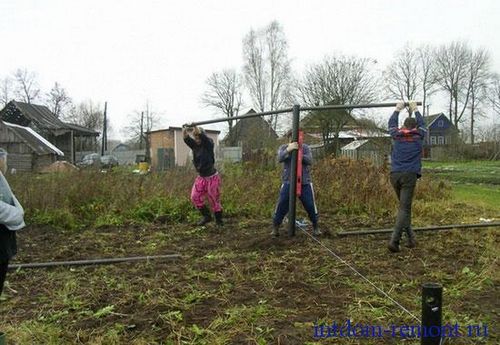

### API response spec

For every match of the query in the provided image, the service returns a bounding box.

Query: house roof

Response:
[63,122,100,136]
[341,139,370,150]
[4,101,67,130]
[3,121,64,156]
[1,101,99,136]
[425,113,455,127]
[223,109,278,142]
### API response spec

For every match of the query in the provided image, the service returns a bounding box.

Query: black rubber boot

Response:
[406,228,416,248]
[215,211,224,227]
[312,224,322,236]
[271,224,280,237]
[388,231,401,253]
[196,206,212,226]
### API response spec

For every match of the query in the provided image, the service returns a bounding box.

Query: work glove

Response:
[395,101,405,112]
[286,142,299,153]
[408,101,418,113]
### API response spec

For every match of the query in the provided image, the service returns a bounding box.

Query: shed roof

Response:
[7,101,67,130]
[341,139,370,150]
[3,121,64,156]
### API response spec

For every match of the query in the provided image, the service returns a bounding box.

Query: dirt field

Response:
[1,213,498,344]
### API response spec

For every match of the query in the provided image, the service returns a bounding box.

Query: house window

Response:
[438,136,445,145]
[430,136,437,145]
[438,120,444,127]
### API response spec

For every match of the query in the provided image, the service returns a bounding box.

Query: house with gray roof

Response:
[0,100,99,163]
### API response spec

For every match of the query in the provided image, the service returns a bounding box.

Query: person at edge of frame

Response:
[272,129,320,237]
[0,149,26,297]
[387,101,426,252]
[182,124,223,227]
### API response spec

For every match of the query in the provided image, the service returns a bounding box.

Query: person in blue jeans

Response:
[387,101,426,252]
[272,131,320,237]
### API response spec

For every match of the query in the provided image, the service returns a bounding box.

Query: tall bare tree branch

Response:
[14,68,40,104]
[201,69,243,135]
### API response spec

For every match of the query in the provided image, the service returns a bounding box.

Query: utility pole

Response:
[101,101,107,155]
[140,111,144,149]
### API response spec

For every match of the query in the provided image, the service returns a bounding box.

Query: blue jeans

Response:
[273,183,318,227]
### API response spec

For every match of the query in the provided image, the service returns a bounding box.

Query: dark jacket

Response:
[184,132,217,177]
[278,143,313,184]
[388,111,426,176]
[0,224,16,262]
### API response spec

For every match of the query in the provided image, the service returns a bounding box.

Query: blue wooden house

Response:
[423,113,459,157]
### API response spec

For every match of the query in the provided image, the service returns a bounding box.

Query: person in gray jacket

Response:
[0,149,25,296]
[272,131,320,237]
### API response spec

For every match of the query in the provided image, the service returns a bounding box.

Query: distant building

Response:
[0,101,99,163]
[0,121,64,172]
[423,113,460,158]
[424,113,459,146]
[222,109,278,157]
[147,127,220,171]
[340,139,390,166]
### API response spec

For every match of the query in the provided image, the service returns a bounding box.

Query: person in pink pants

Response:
[183,125,223,226]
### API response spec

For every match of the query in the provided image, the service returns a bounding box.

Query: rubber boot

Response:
[196,206,212,226]
[406,228,416,248]
[0,332,6,345]
[271,224,280,237]
[312,224,322,236]
[215,211,224,227]
[387,231,401,253]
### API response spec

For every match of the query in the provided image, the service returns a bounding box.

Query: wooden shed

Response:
[340,139,390,166]
[0,101,99,163]
[0,121,64,172]
[147,127,220,171]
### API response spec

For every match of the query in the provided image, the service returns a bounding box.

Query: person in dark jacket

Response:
[272,131,320,237]
[0,149,26,296]
[183,125,223,226]
[387,101,426,252]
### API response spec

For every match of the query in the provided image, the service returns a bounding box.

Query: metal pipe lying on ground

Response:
[337,222,500,237]
[8,254,182,270]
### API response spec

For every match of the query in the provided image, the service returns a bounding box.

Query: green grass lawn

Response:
[422,160,500,214]
[452,184,500,210]
[423,160,500,185]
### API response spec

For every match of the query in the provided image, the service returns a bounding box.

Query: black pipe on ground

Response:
[8,254,181,270]
[337,222,500,237]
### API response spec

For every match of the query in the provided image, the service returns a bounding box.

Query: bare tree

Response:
[490,74,500,115]
[0,76,14,106]
[65,100,104,131]
[417,44,438,116]
[201,69,243,136]
[434,41,473,128]
[14,68,40,103]
[122,101,161,149]
[242,20,293,131]
[299,55,378,155]
[384,44,420,102]
[45,82,72,118]
[466,48,491,144]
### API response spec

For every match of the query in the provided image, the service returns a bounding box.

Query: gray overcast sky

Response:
[1,0,499,139]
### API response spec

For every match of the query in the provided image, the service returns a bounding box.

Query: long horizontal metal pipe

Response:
[186,107,293,126]
[186,101,422,127]
[300,101,422,112]
[337,222,500,236]
[8,254,182,270]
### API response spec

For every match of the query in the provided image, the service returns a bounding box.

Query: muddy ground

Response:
[0,215,498,344]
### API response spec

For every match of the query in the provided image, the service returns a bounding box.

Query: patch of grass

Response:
[452,184,500,210]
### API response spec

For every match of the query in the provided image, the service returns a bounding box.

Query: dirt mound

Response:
[40,160,79,173]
